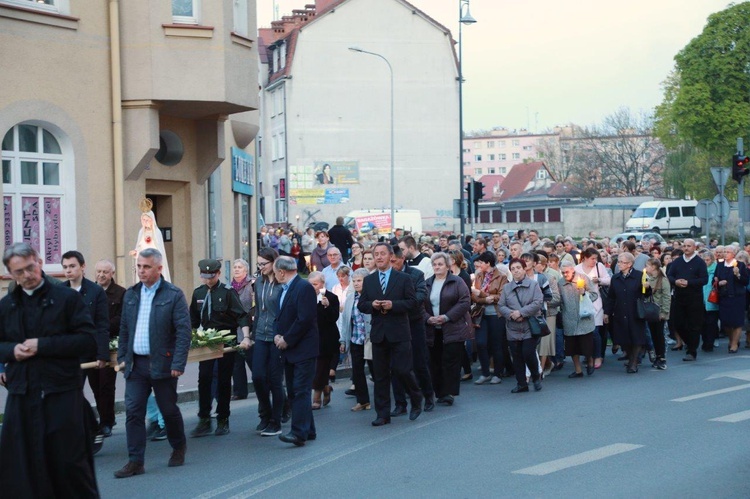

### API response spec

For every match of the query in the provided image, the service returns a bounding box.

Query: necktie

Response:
[380,272,387,294]
[201,289,212,322]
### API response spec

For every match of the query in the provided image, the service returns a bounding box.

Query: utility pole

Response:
[739,138,745,247]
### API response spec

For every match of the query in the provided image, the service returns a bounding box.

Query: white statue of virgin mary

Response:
[131,198,171,283]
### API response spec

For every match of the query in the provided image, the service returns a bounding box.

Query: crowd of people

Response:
[2,218,750,495]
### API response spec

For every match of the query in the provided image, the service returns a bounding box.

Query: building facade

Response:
[0,0,259,293]
[257,0,460,232]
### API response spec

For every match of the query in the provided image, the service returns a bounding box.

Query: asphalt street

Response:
[89,341,750,499]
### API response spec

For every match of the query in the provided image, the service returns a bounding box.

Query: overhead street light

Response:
[458,0,476,238]
[349,47,396,236]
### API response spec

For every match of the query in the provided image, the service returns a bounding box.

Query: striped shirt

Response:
[133,280,161,355]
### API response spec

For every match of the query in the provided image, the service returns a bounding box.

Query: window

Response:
[512,153,520,160]
[500,167,506,174]
[272,49,279,72]
[278,132,286,159]
[488,168,495,174]
[2,0,69,15]
[683,206,696,217]
[233,0,248,36]
[474,155,482,162]
[534,209,546,222]
[536,169,547,180]
[548,208,561,222]
[512,140,520,147]
[271,134,278,160]
[474,168,482,175]
[479,210,490,223]
[520,210,531,223]
[499,141,505,148]
[523,145,533,151]
[488,154,495,161]
[462,148,470,153]
[279,42,287,70]
[491,209,502,223]
[172,0,200,24]
[499,153,506,161]
[487,141,494,148]
[668,206,680,217]
[2,124,75,268]
[507,211,517,223]
[275,181,287,222]
[655,208,667,220]
[473,142,481,149]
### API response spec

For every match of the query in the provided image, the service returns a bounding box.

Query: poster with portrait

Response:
[313,161,359,185]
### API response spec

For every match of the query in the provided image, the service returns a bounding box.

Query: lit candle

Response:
[576,277,585,289]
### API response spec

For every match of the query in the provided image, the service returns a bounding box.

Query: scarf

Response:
[231,278,247,293]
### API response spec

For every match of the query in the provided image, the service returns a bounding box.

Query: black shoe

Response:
[627,365,639,373]
[533,379,542,392]
[345,388,356,397]
[617,354,628,361]
[151,426,167,441]
[214,418,230,436]
[168,445,186,467]
[256,419,270,433]
[409,404,423,422]
[683,353,696,362]
[146,421,160,439]
[100,425,113,438]
[278,432,305,447]
[93,433,104,455]
[436,395,454,406]
[568,371,583,378]
[586,366,595,376]
[423,397,435,412]
[647,350,656,363]
[114,461,145,478]
[371,417,391,427]
[307,433,317,441]
[511,385,529,393]
[190,418,212,438]
[260,423,282,437]
[551,362,565,372]
[390,405,407,417]
[655,358,667,370]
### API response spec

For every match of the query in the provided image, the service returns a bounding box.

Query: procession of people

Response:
[3,216,750,495]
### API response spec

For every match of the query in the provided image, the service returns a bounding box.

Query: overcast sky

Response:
[258,0,735,132]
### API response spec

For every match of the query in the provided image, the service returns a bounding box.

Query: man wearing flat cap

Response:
[189,259,250,437]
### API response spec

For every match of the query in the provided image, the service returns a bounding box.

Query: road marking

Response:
[671,383,750,402]
[710,409,750,423]
[196,413,459,499]
[705,369,750,381]
[512,443,643,476]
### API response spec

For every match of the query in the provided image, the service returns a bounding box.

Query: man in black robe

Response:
[0,243,99,497]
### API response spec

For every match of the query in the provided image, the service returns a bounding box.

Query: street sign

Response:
[696,199,717,220]
[711,167,730,190]
[713,194,730,222]
[453,198,467,218]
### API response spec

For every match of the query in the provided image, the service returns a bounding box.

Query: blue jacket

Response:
[275,275,319,364]
[118,277,191,379]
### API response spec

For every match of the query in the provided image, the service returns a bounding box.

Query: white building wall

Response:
[269,0,459,232]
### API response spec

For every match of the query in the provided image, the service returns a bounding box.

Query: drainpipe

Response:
[109,0,126,284]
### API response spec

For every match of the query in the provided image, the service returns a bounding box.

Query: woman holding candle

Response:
[575,248,610,368]
[714,245,749,353]
[603,252,648,373]
[558,261,598,377]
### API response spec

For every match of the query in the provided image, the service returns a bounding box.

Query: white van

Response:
[625,200,700,236]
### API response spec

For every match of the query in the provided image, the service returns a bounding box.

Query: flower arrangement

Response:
[109,337,119,351]
[191,328,234,349]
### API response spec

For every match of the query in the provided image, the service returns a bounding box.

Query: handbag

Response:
[708,283,720,304]
[636,296,660,322]
[469,303,485,328]
[579,292,595,319]
[528,314,552,338]
[363,336,372,361]
[596,264,609,302]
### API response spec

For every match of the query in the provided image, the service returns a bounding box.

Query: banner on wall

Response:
[289,161,360,188]
[231,147,254,196]
[289,188,350,205]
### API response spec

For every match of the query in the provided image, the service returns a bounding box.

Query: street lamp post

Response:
[349,47,395,237]
[458,0,476,239]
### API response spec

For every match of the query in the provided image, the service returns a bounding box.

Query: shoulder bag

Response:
[596,264,609,302]
[513,287,550,337]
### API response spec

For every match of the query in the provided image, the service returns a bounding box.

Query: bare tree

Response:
[566,108,666,197]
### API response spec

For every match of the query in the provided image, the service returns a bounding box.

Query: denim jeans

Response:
[252,340,285,424]
[146,393,164,428]
[475,314,505,377]
[285,358,316,440]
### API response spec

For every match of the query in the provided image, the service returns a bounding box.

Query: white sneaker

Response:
[714,340,720,348]
[490,376,502,384]
[666,338,677,345]
[474,375,491,385]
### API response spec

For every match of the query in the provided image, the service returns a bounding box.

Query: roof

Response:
[258,0,457,86]
[494,161,553,201]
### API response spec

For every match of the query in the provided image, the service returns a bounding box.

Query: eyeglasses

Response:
[256,261,270,268]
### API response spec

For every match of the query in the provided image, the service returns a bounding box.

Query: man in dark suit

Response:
[273,256,319,446]
[390,245,434,414]
[358,242,423,426]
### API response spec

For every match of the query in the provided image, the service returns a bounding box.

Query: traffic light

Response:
[474,181,485,201]
[464,182,473,218]
[733,154,750,182]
